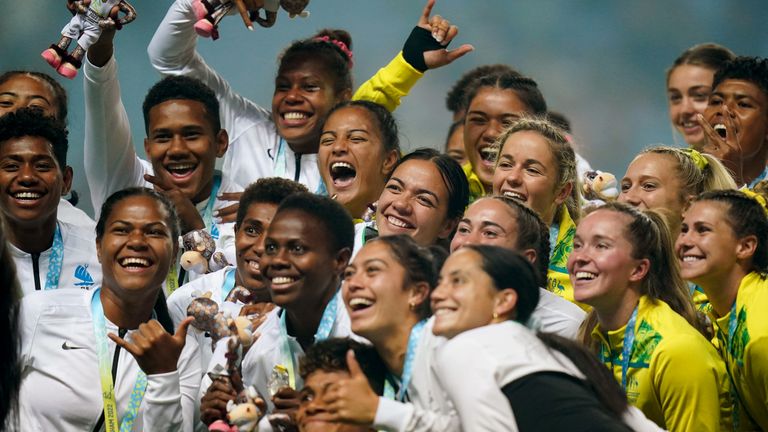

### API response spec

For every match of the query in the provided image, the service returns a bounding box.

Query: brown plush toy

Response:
[582,170,619,202]
[180,229,229,275]
[42,0,136,79]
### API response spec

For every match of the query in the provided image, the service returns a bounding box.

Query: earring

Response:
[409,302,416,310]
[492,312,499,319]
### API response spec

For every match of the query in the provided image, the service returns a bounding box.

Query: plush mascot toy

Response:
[180,229,229,276]
[42,0,136,79]
[192,0,310,39]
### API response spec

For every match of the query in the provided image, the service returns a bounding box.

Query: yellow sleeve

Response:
[651,336,727,432]
[744,335,768,430]
[352,52,424,112]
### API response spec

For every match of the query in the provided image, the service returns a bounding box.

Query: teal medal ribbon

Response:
[277,289,341,388]
[220,267,237,302]
[383,319,427,402]
[91,288,147,432]
[44,223,64,290]
[203,173,222,239]
[620,306,639,390]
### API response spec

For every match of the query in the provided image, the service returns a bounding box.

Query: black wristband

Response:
[402,26,445,72]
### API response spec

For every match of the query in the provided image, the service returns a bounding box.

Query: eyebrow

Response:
[479,220,505,230]
[0,91,51,103]
[390,176,440,201]
[361,258,388,267]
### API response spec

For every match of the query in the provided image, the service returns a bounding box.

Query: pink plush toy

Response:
[192,0,310,40]
[42,0,136,79]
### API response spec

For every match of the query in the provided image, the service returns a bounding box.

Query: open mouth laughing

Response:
[329,161,357,189]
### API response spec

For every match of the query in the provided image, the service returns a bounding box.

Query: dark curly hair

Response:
[275,192,354,254]
[142,75,221,134]
[235,178,308,228]
[0,107,68,170]
[299,338,386,395]
[278,29,354,96]
[712,56,768,98]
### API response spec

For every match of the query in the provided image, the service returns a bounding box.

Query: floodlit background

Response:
[2,0,767,214]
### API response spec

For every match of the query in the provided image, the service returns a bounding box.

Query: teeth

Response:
[433,308,453,316]
[682,121,697,128]
[387,215,412,229]
[713,124,727,138]
[247,260,260,271]
[271,276,295,284]
[13,191,42,199]
[479,146,499,163]
[349,298,374,308]
[284,112,307,121]
[120,257,150,267]
[502,191,525,201]
[167,163,196,170]
[575,271,596,280]
[682,256,702,262]
[332,162,354,171]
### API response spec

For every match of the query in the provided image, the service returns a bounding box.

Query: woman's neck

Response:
[285,281,339,349]
[595,287,641,332]
[370,316,420,378]
[100,285,157,329]
[697,265,749,318]
[7,213,57,254]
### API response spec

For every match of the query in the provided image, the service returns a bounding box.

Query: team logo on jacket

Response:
[74,264,94,287]
[211,223,220,240]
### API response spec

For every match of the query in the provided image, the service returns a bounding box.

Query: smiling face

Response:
[0,136,71,229]
[262,209,347,309]
[235,201,279,294]
[618,153,687,215]
[144,99,227,204]
[568,210,647,311]
[0,74,60,119]
[375,159,454,246]
[667,65,716,148]
[319,106,397,217]
[464,87,530,188]
[342,241,420,340]
[96,195,175,295]
[491,130,568,225]
[297,369,373,432]
[431,248,498,339]
[450,198,519,252]
[705,79,768,164]
[676,200,742,287]
[272,57,345,154]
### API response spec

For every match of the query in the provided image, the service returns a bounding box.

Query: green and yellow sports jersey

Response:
[547,206,590,311]
[711,271,768,431]
[592,295,733,432]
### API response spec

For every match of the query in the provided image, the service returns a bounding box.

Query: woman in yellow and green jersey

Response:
[616,146,736,314]
[677,190,768,430]
[459,70,548,203]
[570,202,732,431]
[491,117,586,310]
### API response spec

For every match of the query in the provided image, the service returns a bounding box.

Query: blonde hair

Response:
[640,146,736,203]
[496,116,581,223]
[578,202,703,349]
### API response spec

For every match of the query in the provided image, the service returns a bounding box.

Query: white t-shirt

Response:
[57,198,96,230]
[9,220,101,296]
[528,288,586,339]
[18,288,202,431]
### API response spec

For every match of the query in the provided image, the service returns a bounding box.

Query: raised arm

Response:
[353,0,473,112]
[83,29,149,216]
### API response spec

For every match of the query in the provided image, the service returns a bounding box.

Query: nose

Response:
[254,234,267,258]
[503,166,523,187]
[482,119,505,143]
[284,85,303,105]
[618,186,641,207]
[16,163,39,186]
[167,134,189,157]
[126,230,149,251]
[390,193,413,216]
[331,136,349,156]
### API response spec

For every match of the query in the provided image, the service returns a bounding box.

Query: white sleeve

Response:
[142,331,203,431]
[82,55,149,216]
[373,397,459,432]
[147,0,272,147]
[434,339,519,432]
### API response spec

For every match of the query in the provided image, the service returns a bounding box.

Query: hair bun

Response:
[313,29,353,51]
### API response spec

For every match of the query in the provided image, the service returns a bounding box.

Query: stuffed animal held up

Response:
[192,0,310,40]
[180,229,229,275]
[42,0,136,79]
